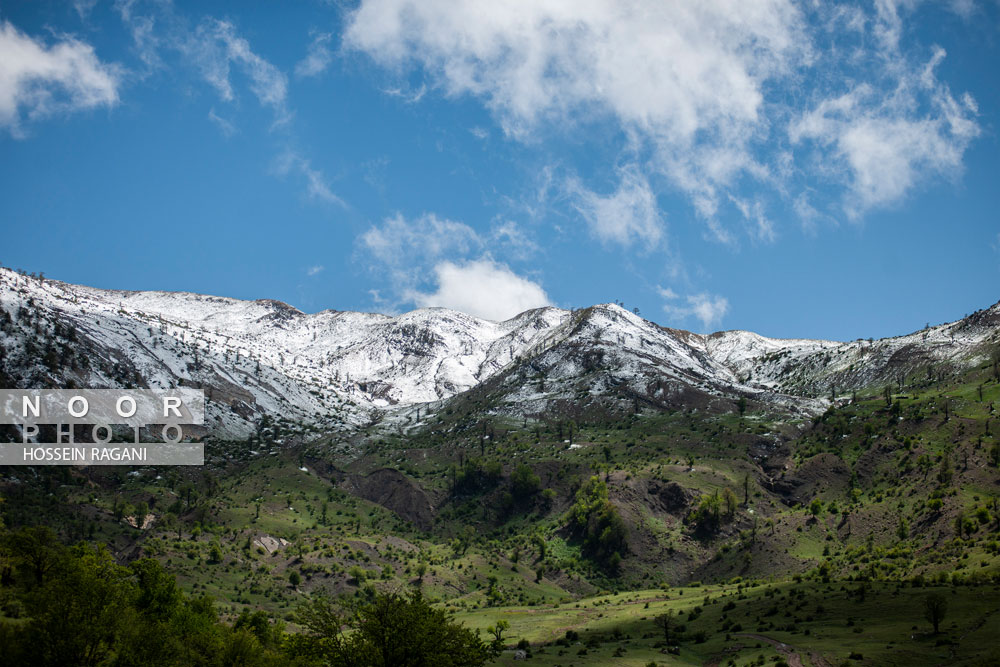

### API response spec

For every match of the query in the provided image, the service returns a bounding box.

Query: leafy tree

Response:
[809,498,824,518]
[19,544,133,666]
[722,488,738,518]
[131,558,182,621]
[566,477,627,570]
[897,517,909,540]
[937,454,953,487]
[234,608,285,649]
[531,531,548,560]
[690,492,722,532]
[510,464,540,499]
[414,561,428,585]
[487,618,509,646]
[6,525,61,585]
[289,570,301,588]
[291,591,496,666]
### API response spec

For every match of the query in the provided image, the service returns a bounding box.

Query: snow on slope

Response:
[0,269,575,434]
[1,268,996,437]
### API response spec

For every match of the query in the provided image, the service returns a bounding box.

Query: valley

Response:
[1,269,999,666]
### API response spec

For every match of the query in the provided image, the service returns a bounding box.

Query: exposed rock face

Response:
[340,468,435,530]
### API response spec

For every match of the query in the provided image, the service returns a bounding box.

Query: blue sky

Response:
[1,1,997,341]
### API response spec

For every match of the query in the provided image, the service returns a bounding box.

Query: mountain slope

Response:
[0,267,996,438]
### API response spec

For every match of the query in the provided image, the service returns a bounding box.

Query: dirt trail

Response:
[730,633,805,667]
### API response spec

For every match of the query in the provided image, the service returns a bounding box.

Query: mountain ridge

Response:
[1,267,996,438]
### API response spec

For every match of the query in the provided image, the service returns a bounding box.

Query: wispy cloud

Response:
[274,150,347,208]
[789,46,979,218]
[0,20,121,136]
[661,289,730,331]
[295,32,333,78]
[567,165,665,249]
[307,265,324,276]
[728,195,775,244]
[115,2,290,126]
[381,83,426,104]
[361,213,482,278]
[207,107,237,137]
[192,19,290,126]
[73,0,99,21]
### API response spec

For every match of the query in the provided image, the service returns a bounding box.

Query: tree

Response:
[487,619,510,647]
[414,562,428,585]
[937,454,953,487]
[722,488,738,519]
[6,525,61,585]
[692,492,722,532]
[531,531,548,560]
[653,609,675,644]
[809,498,823,518]
[737,396,747,418]
[566,477,627,570]
[292,591,497,667]
[289,570,301,588]
[510,464,540,499]
[131,558,181,621]
[17,544,134,666]
[924,593,947,634]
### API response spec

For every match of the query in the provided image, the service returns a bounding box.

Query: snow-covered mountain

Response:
[1,267,996,437]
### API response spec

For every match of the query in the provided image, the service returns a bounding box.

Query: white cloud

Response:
[295,32,333,78]
[489,220,538,260]
[359,213,544,315]
[662,291,730,331]
[568,166,664,248]
[115,4,289,124]
[656,286,679,300]
[790,47,979,217]
[947,0,976,19]
[361,213,482,270]
[728,195,775,243]
[793,192,825,234]
[345,1,983,233]
[0,21,120,135]
[406,259,551,321]
[381,83,426,104]
[307,265,324,276]
[73,0,99,20]
[207,107,237,137]
[193,19,290,124]
[344,0,808,226]
[274,151,346,207]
